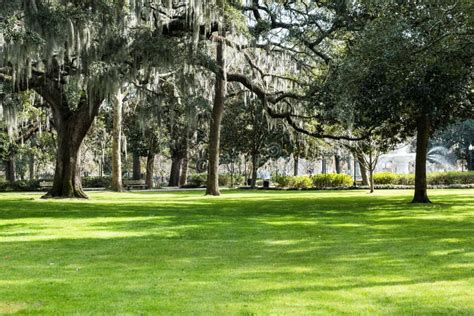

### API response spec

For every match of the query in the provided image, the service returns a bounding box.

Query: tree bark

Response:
[132,152,141,180]
[168,155,182,187]
[111,90,124,191]
[293,154,299,176]
[412,116,432,203]
[206,37,226,196]
[369,167,374,193]
[4,154,16,183]
[321,157,327,174]
[251,152,258,189]
[334,154,341,174]
[29,154,35,180]
[44,113,93,198]
[146,153,155,189]
[357,153,369,185]
[179,156,188,187]
[34,82,103,198]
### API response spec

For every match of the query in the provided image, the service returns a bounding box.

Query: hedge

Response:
[187,173,245,188]
[272,174,353,189]
[373,171,474,185]
[0,176,112,192]
[312,174,353,188]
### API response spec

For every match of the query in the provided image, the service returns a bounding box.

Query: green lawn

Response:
[0,189,473,315]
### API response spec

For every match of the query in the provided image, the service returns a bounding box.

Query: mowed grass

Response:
[0,189,473,315]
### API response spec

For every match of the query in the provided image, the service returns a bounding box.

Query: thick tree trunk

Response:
[179,156,188,187]
[168,155,182,187]
[44,118,89,199]
[357,154,369,185]
[412,116,432,203]
[33,73,103,198]
[146,153,155,189]
[206,38,226,196]
[132,152,141,180]
[293,155,299,176]
[335,154,341,174]
[4,155,16,183]
[29,154,35,180]
[111,91,123,192]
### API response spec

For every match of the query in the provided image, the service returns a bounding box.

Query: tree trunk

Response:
[251,152,258,189]
[412,116,432,203]
[206,37,226,196]
[335,154,341,174]
[44,119,89,198]
[357,153,369,185]
[111,91,123,191]
[146,153,155,189]
[321,157,327,174]
[4,155,16,183]
[168,155,182,187]
[369,168,374,193]
[293,155,299,176]
[29,154,35,180]
[179,156,188,187]
[132,152,141,180]
[33,75,103,198]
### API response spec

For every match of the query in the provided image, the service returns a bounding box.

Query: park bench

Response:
[123,179,147,190]
[39,181,53,190]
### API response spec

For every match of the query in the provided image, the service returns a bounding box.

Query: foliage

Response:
[432,120,474,168]
[0,179,41,192]
[272,174,353,189]
[188,173,207,187]
[289,176,313,189]
[272,175,292,188]
[336,2,474,140]
[82,176,111,188]
[187,173,244,188]
[312,174,353,189]
[373,172,474,186]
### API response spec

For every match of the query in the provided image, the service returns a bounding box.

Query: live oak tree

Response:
[336,1,473,203]
[0,0,224,197]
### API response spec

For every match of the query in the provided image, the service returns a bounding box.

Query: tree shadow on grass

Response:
[0,190,472,313]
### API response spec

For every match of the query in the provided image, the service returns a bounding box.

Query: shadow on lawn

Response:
[0,190,473,313]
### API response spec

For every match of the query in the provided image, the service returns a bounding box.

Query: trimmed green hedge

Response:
[312,174,353,188]
[289,176,313,189]
[272,174,353,189]
[374,171,474,185]
[187,173,245,188]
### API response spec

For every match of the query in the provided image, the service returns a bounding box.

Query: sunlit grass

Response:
[0,189,473,314]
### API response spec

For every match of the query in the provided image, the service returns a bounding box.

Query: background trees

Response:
[1,1,472,201]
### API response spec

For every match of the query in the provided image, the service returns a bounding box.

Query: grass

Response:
[0,189,473,315]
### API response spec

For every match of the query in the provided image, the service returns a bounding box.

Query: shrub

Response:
[311,174,353,188]
[397,174,415,185]
[289,176,313,189]
[428,171,474,185]
[373,171,473,185]
[187,173,244,187]
[82,176,111,188]
[272,175,291,188]
[373,172,399,185]
[188,173,207,187]
[0,179,42,192]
